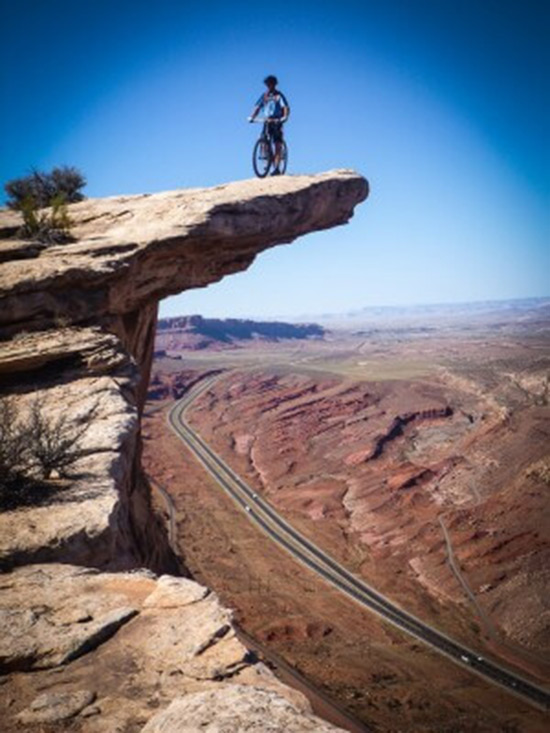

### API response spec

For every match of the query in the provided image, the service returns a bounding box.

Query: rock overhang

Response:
[0,169,369,572]
[0,170,368,336]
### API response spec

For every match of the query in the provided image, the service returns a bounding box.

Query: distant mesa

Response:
[155,315,325,351]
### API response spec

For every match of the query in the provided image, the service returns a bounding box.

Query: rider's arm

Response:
[249,104,261,121]
[249,93,266,122]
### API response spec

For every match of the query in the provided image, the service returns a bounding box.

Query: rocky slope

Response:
[1,564,340,731]
[0,171,368,731]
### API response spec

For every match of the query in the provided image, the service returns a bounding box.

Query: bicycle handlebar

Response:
[247,117,288,123]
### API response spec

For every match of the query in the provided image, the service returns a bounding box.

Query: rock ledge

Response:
[0,171,368,732]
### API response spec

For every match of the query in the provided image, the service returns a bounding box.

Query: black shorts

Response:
[266,120,284,143]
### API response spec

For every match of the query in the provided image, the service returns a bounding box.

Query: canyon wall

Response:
[0,171,368,731]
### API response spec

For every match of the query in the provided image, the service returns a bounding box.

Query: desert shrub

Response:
[49,167,87,204]
[25,397,96,480]
[4,166,86,209]
[0,398,29,489]
[4,166,85,244]
[0,395,97,506]
[19,193,74,244]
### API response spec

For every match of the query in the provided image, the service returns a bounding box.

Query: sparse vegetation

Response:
[0,398,29,490]
[26,396,97,480]
[53,313,72,330]
[0,395,97,508]
[18,193,74,244]
[4,166,86,244]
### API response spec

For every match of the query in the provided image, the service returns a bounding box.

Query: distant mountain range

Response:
[284,296,550,327]
[155,315,325,351]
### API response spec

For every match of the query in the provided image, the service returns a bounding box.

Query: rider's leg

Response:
[270,122,284,173]
[273,141,282,170]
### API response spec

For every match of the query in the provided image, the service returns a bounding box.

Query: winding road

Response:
[167,377,550,711]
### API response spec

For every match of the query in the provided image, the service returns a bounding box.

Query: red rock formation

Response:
[185,364,550,667]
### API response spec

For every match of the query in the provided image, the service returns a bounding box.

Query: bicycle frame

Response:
[250,118,288,177]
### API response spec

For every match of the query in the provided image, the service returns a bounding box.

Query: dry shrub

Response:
[0,395,97,506]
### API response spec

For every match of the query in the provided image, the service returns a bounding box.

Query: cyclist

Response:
[249,75,290,175]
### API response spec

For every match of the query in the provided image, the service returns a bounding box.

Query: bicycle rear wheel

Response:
[253,137,272,178]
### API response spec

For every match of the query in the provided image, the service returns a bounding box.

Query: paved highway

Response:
[167,377,550,710]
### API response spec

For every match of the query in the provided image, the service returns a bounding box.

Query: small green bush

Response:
[19,193,75,244]
[4,166,86,244]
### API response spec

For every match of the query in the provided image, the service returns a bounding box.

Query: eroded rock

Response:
[1,564,347,732]
[17,689,96,724]
[0,172,368,337]
[141,685,344,732]
[143,574,210,608]
[0,172,367,575]
[0,564,143,672]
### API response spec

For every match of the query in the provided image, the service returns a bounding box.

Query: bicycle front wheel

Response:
[253,137,272,178]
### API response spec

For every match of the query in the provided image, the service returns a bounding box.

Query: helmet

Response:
[263,75,278,86]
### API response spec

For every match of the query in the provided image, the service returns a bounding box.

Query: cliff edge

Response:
[0,171,368,732]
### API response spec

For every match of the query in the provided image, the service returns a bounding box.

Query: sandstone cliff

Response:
[0,171,368,731]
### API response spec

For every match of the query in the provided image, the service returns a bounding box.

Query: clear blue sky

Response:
[1,0,548,318]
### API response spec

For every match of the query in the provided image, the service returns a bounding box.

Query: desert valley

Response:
[144,300,550,731]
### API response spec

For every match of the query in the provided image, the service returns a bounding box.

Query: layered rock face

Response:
[0,171,367,339]
[0,171,368,731]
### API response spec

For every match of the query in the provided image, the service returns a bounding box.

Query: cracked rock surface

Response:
[0,564,339,732]
[16,689,97,724]
[141,685,344,732]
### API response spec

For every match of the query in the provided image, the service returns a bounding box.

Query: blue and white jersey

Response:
[256,90,289,119]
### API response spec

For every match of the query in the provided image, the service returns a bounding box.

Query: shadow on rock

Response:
[0,476,80,511]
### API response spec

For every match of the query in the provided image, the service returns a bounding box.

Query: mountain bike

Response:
[250,119,288,178]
